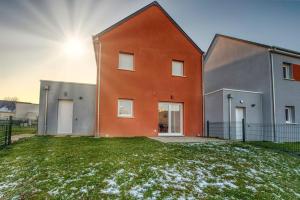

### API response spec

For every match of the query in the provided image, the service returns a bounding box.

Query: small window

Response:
[119,53,134,71]
[172,61,184,76]
[283,63,293,79]
[118,99,133,117]
[285,106,295,123]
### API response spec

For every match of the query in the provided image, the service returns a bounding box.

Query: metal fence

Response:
[207,120,300,155]
[10,118,38,135]
[0,117,12,148]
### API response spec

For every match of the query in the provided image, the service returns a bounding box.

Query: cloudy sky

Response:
[0,0,300,103]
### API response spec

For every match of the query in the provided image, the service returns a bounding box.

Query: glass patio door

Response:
[158,103,183,136]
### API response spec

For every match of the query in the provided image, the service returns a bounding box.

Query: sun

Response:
[62,36,85,57]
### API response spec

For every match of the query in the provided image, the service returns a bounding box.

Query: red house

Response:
[93,1,204,137]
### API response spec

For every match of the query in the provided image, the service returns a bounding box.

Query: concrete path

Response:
[12,134,35,143]
[149,136,227,143]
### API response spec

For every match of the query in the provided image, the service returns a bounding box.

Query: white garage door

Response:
[57,100,73,134]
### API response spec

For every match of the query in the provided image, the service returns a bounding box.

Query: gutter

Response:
[270,48,300,59]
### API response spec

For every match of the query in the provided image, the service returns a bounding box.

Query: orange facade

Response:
[93,4,203,137]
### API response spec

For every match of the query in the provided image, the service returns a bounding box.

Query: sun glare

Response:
[62,36,85,57]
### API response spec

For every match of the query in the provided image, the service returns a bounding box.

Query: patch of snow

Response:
[101,178,120,195]
[48,188,60,196]
[234,147,251,153]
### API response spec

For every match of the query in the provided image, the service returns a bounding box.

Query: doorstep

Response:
[149,136,227,143]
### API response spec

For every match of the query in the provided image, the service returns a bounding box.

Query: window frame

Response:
[283,62,293,80]
[285,106,295,124]
[117,99,133,118]
[171,60,184,77]
[118,52,134,71]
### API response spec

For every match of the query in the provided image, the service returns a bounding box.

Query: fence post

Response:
[8,116,12,145]
[206,120,210,138]
[4,120,8,146]
[242,118,246,142]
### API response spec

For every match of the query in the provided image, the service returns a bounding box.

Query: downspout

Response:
[93,36,101,137]
[202,54,205,137]
[44,85,49,135]
[227,94,233,140]
[97,43,101,137]
[269,51,276,142]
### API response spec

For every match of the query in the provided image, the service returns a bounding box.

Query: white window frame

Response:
[172,60,184,77]
[283,63,293,80]
[118,52,134,71]
[117,99,133,118]
[158,102,183,136]
[285,106,295,124]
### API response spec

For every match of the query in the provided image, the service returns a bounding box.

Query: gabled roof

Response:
[93,1,203,54]
[205,34,300,60]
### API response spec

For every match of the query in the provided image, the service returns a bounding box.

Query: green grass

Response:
[12,126,37,135]
[248,141,300,155]
[0,137,299,199]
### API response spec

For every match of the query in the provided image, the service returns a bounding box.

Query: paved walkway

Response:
[12,134,35,143]
[149,136,227,143]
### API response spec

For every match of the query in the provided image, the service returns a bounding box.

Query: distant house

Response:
[0,101,15,119]
[38,80,96,136]
[205,34,300,141]
[0,100,38,120]
[93,1,204,137]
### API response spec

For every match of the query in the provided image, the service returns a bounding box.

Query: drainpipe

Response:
[202,54,205,137]
[269,51,277,142]
[44,85,49,135]
[227,94,233,140]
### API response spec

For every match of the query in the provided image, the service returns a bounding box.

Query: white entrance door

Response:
[158,103,183,136]
[57,100,73,134]
[235,107,245,140]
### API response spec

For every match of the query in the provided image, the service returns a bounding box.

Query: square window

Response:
[172,61,184,76]
[119,53,133,71]
[285,106,295,123]
[118,99,133,117]
[283,63,293,79]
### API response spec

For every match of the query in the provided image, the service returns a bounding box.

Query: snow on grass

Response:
[101,177,120,195]
[0,137,299,199]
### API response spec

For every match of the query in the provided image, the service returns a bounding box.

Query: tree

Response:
[4,97,19,102]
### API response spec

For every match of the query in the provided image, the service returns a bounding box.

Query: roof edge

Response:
[40,80,96,86]
[212,34,300,57]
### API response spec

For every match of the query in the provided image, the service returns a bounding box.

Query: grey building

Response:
[38,80,96,136]
[0,100,38,120]
[205,34,300,141]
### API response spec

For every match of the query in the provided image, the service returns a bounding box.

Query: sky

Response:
[0,0,300,103]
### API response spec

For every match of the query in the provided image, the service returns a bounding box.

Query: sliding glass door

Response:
[158,103,183,136]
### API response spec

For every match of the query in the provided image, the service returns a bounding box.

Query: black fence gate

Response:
[0,116,12,148]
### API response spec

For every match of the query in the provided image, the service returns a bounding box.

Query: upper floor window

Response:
[283,63,293,80]
[172,60,184,76]
[285,106,295,123]
[119,53,134,71]
[118,99,133,118]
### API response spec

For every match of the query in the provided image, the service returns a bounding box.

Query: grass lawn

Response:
[0,137,299,199]
[248,141,300,155]
[12,126,37,135]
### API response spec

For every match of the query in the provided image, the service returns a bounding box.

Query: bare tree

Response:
[4,97,19,102]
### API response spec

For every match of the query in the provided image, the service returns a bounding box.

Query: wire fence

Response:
[0,117,12,148]
[207,120,300,155]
